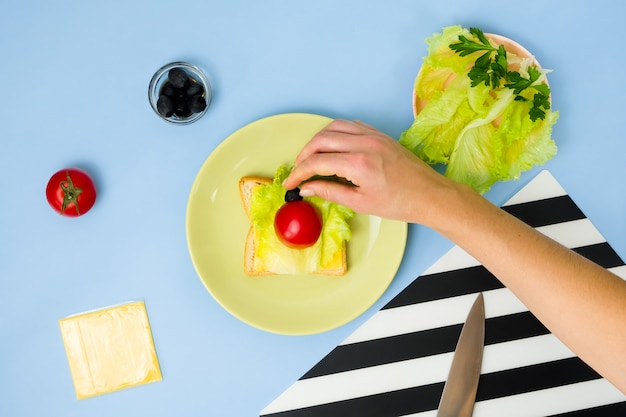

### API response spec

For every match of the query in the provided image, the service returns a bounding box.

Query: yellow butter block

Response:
[59,301,162,399]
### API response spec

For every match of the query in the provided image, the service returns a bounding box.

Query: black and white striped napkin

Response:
[260,170,626,417]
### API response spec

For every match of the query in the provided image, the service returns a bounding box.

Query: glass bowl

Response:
[148,62,212,125]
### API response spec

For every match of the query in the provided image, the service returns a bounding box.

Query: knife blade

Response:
[436,292,485,417]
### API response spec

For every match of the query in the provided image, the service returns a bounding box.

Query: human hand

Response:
[283,119,457,225]
[289,121,626,396]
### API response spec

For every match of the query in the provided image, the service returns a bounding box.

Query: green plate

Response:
[186,113,407,335]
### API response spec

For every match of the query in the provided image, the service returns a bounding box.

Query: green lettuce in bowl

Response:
[400,25,559,194]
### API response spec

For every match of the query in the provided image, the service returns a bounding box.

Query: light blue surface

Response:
[1,1,624,416]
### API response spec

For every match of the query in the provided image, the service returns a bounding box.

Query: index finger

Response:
[293,120,375,166]
[284,151,360,190]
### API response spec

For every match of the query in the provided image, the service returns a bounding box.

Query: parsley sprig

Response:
[449,27,551,121]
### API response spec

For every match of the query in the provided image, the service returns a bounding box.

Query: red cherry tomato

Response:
[46,168,96,217]
[274,200,322,248]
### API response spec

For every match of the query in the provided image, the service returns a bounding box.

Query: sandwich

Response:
[239,165,354,276]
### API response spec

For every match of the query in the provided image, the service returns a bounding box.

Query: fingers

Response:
[321,119,372,134]
[299,179,363,210]
[351,120,378,130]
[285,119,389,191]
[293,121,371,166]
[284,152,362,190]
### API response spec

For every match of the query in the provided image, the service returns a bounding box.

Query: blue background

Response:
[1,1,624,416]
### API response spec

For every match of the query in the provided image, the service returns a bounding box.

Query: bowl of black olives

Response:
[149,62,212,125]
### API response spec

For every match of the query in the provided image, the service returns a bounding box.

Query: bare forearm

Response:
[286,120,626,392]
[426,182,626,394]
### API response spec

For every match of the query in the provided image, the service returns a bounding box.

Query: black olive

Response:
[285,188,303,202]
[168,67,189,89]
[161,82,179,98]
[156,95,175,117]
[188,95,206,113]
[185,82,204,97]
[174,96,191,117]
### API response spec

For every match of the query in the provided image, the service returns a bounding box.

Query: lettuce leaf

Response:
[249,165,354,274]
[400,75,475,164]
[400,25,559,193]
[423,25,475,74]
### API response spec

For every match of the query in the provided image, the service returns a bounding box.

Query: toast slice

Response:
[238,176,347,276]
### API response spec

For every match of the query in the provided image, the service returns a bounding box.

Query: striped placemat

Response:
[260,170,626,417]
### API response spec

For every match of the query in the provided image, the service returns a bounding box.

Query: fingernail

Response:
[299,188,314,197]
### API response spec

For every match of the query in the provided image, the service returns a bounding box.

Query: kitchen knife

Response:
[437,292,485,417]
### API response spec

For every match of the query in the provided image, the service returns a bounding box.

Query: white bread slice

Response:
[238,176,347,276]
[239,176,272,219]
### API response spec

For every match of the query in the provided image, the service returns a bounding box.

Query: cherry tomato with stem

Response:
[46,168,96,217]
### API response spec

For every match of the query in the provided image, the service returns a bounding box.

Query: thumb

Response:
[300,180,359,209]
